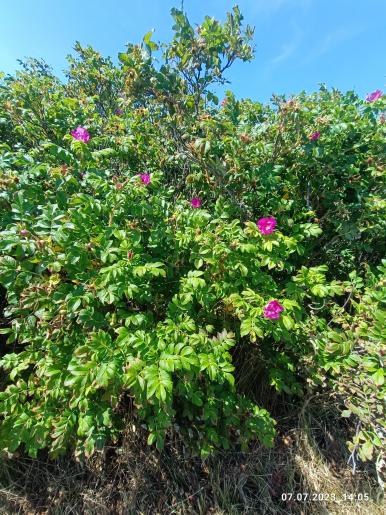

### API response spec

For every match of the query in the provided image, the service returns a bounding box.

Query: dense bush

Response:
[311,262,386,468]
[0,6,384,469]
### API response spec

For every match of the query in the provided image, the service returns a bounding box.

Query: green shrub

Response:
[311,261,386,470]
[0,6,384,466]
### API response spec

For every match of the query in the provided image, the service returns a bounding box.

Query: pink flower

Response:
[191,197,201,208]
[366,90,383,103]
[140,173,151,185]
[263,300,284,320]
[256,217,277,235]
[220,98,228,107]
[71,127,90,143]
[19,229,29,236]
[309,131,320,141]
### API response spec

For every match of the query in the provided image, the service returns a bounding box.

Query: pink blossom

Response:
[71,127,90,143]
[309,131,320,141]
[256,217,277,235]
[191,197,201,208]
[263,300,284,320]
[140,173,151,185]
[366,89,383,103]
[220,98,228,107]
[19,229,29,236]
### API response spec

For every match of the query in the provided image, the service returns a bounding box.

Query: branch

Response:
[347,421,361,474]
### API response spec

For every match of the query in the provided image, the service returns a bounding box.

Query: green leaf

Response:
[240,318,252,337]
[282,315,294,330]
[95,361,117,387]
[372,369,384,386]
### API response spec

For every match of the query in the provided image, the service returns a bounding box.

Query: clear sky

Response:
[0,0,385,102]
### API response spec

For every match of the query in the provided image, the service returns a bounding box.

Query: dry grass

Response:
[0,396,384,514]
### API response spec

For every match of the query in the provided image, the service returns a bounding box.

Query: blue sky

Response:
[0,0,385,102]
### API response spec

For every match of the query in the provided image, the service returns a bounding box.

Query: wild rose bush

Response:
[0,7,385,464]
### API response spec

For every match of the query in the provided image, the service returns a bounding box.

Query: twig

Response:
[341,289,354,311]
[306,181,311,210]
[347,420,361,474]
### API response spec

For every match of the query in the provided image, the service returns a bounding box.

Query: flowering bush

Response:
[190,197,202,208]
[263,300,284,320]
[0,6,384,467]
[309,131,321,141]
[139,173,151,185]
[70,127,90,143]
[256,217,277,235]
[366,89,383,103]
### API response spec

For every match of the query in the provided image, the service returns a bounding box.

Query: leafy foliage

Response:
[311,262,386,467]
[0,6,384,469]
